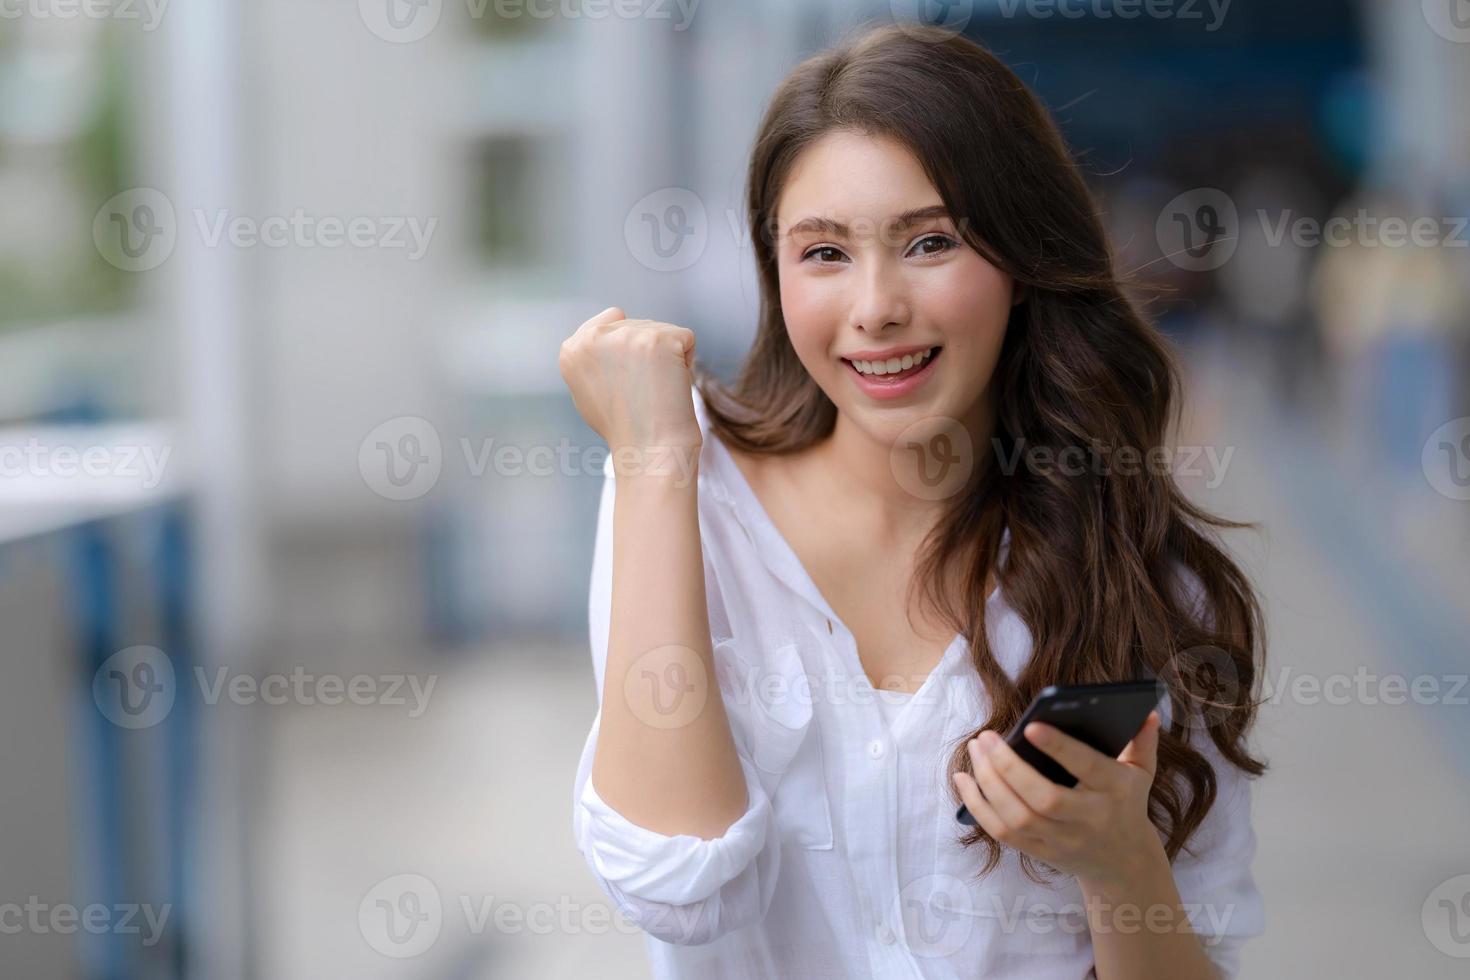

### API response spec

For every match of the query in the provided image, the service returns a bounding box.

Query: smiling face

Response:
[774,129,1016,448]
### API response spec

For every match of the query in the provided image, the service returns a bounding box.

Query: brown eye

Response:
[909,234,957,257]
[803,245,847,264]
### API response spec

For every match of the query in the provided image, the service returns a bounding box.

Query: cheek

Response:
[777,270,842,363]
[923,258,1014,344]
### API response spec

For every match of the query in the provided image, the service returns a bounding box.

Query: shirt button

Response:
[876,921,896,944]
[868,738,886,760]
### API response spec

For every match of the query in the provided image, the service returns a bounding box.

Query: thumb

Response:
[1118,710,1161,777]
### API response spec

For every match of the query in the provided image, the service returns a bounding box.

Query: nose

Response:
[849,255,910,333]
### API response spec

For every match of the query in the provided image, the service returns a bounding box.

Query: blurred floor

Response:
[254,340,1470,980]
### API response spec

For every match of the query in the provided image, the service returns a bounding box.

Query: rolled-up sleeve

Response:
[569,462,782,946]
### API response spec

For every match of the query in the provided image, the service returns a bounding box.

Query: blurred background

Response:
[1,0,1468,977]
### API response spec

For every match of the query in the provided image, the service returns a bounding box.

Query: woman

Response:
[560,23,1265,979]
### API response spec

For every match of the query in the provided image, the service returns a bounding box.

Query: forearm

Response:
[590,463,750,840]
[1080,839,1220,980]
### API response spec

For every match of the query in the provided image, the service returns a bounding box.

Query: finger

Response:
[1022,722,1121,791]
[1117,710,1162,777]
[978,730,1086,821]
[969,737,1053,837]
[951,770,1031,848]
[670,326,697,368]
[583,306,626,332]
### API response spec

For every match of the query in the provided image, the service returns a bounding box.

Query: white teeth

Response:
[850,347,935,376]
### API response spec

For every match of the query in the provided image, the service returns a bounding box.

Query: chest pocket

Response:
[714,638,835,850]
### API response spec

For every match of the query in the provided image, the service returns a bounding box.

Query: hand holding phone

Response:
[956,680,1162,826]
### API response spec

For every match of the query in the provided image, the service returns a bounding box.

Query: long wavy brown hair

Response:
[692,22,1266,880]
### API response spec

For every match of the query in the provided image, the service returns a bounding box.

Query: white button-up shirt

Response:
[572,387,1264,978]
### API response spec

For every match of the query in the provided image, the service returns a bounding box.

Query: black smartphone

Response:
[956,680,1163,826]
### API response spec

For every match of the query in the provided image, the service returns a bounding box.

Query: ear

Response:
[1010,281,1027,307]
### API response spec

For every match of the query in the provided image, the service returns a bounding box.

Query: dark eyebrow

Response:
[784,205,953,239]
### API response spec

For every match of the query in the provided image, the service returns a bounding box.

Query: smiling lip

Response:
[842,346,942,401]
[841,343,938,361]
